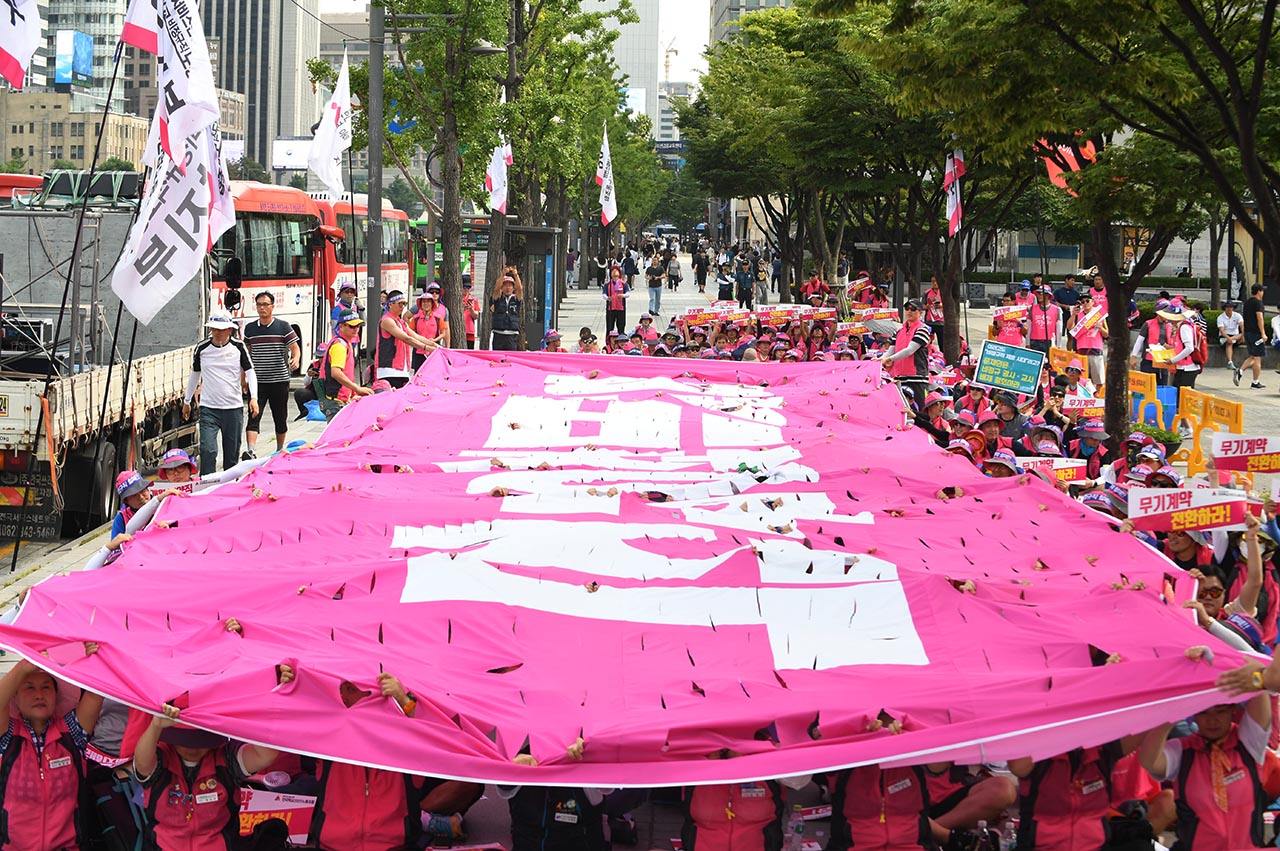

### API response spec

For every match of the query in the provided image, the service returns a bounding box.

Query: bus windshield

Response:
[215,212,315,279]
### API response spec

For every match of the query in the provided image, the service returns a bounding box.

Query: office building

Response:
[319,12,370,68]
[710,0,791,44]
[657,81,692,142]
[584,0,660,132]
[46,0,126,111]
[0,90,148,173]
[202,0,322,165]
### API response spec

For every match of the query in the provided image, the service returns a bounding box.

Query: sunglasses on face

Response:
[1197,586,1225,600]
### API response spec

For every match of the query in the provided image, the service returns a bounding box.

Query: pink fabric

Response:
[0,353,1248,786]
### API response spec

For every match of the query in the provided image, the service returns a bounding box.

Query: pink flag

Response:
[121,0,160,54]
[0,0,42,88]
[944,149,963,237]
[0,355,1246,785]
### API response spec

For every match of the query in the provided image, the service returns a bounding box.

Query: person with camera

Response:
[492,269,524,351]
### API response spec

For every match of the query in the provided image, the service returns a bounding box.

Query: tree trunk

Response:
[1208,207,1226,309]
[1094,218,1132,444]
[480,212,506,350]
[809,188,832,280]
[440,98,464,347]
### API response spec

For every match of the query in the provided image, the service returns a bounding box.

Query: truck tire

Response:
[61,439,116,537]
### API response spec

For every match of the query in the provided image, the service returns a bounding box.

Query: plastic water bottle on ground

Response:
[975,820,998,851]
[786,804,805,851]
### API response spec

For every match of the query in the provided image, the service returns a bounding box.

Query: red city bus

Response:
[309,192,411,297]
[211,182,340,362]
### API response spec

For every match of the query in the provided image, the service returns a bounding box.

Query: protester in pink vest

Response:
[377,291,434,388]
[0,646,102,851]
[1027,287,1060,354]
[992,293,1027,346]
[132,656,289,851]
[681,779,805,851]
[1144,647,1273,851]
[318,309,372,418]
[462,277,479,349]
[1015,280,1035,307]
[309,672,483,851]
[880,300,933,408]
[1009,741,1132,851]
[1069,293,1107,385]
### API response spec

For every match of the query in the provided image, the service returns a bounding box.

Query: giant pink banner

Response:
[0,352,1248,785]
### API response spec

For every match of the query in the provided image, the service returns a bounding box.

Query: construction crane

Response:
[663,37,678,89]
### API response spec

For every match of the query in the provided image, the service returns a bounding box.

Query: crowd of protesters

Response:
[26,243,1280,850]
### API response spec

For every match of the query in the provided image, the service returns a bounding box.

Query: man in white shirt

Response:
[1217,301,1244,369]
[183,311,258,475]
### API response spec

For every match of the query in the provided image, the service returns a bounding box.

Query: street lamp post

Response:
[365,1,385,357]
[365,4,504,357]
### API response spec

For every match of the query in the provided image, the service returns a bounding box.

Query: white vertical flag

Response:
[121,0,160,53]
[0,0,43,89]
[595,124,617,226]
[111,126,232,324]
[944,148,965,237]
[141,0,220,169]
[485,140,513,214]
[111,0,234,325]
[308,50,352,204]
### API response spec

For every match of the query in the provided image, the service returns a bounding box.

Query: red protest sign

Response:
[238,789,316,844]
[1211,435,1280,473]
[1128,487,1247,532]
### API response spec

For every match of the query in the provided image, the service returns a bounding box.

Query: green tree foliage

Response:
[384,175,422,215]
[49,159,78,170]
[654,166,708,236]
[0,156,28,174]
[98,156,136,171]
[228,158,271,182]
[812,0,1280,290]
[288,173,309,191]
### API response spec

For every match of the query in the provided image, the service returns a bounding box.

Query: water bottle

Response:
[786,804,805,851]
[1000,818,1019,851]
[974,820,998,851]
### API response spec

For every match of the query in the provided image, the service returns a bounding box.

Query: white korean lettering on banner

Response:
[144,0,218,168]
[397,380,925,671]
[596,125,617,225]
[112,126,233,324]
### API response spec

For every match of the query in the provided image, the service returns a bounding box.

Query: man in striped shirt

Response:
[241,292,301,457]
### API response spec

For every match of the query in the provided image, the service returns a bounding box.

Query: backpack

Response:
[1189,319,1209,365]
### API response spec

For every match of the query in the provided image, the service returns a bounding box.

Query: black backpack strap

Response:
[827,771,853,851]
[1236,741,1266,848]
[1172,746,1198,851]
[217,756,242,851]
[764,781,785,851]
[1015,759,1054,851]
[912,766,938,851]
[0,736,25,846]
[307,759,334,845]
[403,772,421,844]
[58,732,90,847]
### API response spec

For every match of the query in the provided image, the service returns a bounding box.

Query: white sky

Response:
[318,0,709,83]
